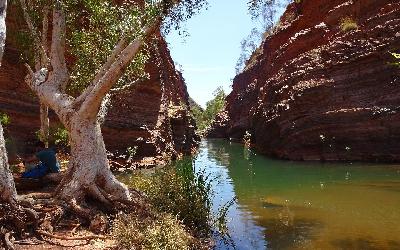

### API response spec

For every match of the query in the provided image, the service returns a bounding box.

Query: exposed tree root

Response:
[4,232,14,250]
[2,170,150,249]
[36,230,107,240]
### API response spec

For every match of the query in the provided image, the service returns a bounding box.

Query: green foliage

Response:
[126,146,138,163]
[12,0,208,96]
[112,212,195,250]
[159,0,209,35]
[190,87,226,132]
[63,0,157,94]
[53,127,69,146]
[0,113,10,126]
[126,158,213,237]
[35,126,69,147]
[118,157,234,247]
[236,0,290,73]
[340,17,358,32]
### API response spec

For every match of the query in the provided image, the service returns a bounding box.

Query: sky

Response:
[165,0,263,107]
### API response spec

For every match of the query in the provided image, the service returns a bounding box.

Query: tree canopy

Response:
[236,0,291,73]
[12,0,208,95]
[191,86,226,132]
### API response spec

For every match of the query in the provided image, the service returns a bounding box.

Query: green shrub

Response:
[112,212,194,250]
[118,158,234,249]
[35,126,69,147]
[53,127,69,146]
[340,17,358,32]
[0,113,10,126]
[124,159,213,237]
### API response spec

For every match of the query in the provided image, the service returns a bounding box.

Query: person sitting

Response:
[21,141,60,179]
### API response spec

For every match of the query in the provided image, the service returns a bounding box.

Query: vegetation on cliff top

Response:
[190,86,226,133]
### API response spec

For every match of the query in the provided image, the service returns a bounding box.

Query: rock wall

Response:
[209,0,400,162]
[0,6,199,163]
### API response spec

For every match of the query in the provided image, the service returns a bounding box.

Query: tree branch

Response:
[41,6,49,59]
[19,0,49,67]
[49,1,68,91]
[73,36,128,106]
[78,23,159,119]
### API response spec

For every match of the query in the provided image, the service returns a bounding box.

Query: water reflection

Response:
[195,139,400,249]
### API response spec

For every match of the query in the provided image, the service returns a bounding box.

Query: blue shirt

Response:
[36,149,60,173]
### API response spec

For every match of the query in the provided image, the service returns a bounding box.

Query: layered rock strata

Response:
[209,0,400,162]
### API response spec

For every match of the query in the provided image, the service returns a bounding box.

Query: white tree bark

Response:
[40,104,49,147]
[20,0,52,145]
[22,3,158,205]
[0,0,17,204]
[0,121,17,203]
[0,0,5,61]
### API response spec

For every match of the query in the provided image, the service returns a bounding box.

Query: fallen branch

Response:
[36,230,108,241]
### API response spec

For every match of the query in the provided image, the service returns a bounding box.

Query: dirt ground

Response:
[14,230,115,250]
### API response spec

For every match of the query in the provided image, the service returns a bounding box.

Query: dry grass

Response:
[112,212,195,250]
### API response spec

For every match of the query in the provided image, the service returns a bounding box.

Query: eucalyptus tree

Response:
[0,0,17,205]
[236,0,291,73]
[18,0,207,209]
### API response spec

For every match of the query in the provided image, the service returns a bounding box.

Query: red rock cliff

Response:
[209,0,400,162]
[0,6,199,163]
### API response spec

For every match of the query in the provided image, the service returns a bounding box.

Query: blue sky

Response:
[166,0,263,107]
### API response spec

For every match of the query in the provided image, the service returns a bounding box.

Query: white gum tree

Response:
[0,0,17,205]
[16,0,207,209]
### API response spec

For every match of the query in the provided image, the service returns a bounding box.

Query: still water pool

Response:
[194,139,400,249]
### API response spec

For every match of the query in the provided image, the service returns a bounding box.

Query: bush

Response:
[124,159,213,237]
[35,126,69,147]
[117,158,234,249]
[112,212,194,250]
[0,113,10,126]
[340,17,358,32]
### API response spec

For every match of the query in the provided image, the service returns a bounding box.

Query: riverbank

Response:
[8,155,222,250]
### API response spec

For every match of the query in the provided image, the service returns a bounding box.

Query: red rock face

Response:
[0,8,199,162]
[209,0,400,162]
[103,36,199,161]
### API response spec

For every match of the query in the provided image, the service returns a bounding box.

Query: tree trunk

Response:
[0,0,16,204]
[0,0,5,61]
[56,115,131,204]
[40,103,49,147]
[0,122,17,203]
[20,4,159,208]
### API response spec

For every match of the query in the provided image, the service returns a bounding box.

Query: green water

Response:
[194,139,400,250]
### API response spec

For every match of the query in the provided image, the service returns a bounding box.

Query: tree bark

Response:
[56,117,132,204]
[40,103,50,147]
[0,121,17,203]
[0,0,5,61]
[0,0,17,204]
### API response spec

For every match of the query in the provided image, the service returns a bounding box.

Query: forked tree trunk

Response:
[20,3,159,207]
[0,0,17,204]
[57,116,131,203]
